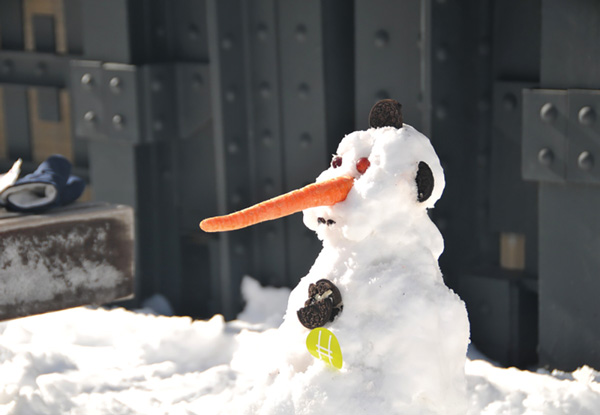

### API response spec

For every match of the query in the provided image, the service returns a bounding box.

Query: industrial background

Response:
[0,0,598,372]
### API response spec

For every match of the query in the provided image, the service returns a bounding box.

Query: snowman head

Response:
[303,100,445,242]
[199,100,444,244]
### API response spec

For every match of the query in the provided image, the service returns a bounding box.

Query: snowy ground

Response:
[1,277,599,415]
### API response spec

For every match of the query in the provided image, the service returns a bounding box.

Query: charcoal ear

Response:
[416,161,434,203]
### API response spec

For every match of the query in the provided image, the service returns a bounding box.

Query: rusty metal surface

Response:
[0,202,134,321]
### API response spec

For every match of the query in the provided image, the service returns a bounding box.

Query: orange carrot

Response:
[200,176,354,232]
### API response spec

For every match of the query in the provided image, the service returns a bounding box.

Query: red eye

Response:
[356,157,370,174]
[331,156,342,168]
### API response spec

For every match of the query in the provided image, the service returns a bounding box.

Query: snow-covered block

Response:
[0,202,134,321]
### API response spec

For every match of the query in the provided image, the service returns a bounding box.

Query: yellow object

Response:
[306,327,343,369]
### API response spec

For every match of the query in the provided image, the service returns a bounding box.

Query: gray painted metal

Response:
[0,0,24,50]
[539,183,600,371]
[459,270,538,368]
[244,0,287,288]
[36,86,61,122]
[0,51,69,87]
[32,14,57,53]
[567,90,600,184]
[522,89,568,183]
[355,0,424,133]
[207,0,253,319]
[278,1,327,285]
[490,81,538,274]
[2,85,31,159]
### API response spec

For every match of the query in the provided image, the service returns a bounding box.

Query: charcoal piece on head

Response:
[416,161,434,203]
[369,99,403,129]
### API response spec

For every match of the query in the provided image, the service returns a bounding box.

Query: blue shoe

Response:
[0,155,85,213]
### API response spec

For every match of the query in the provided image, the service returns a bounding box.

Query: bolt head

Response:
[300,133,311,147]
[83,111,96,122]
[221,35,233,50]
[259,82,271,98]
[112,114,125,129]
[540,103,558,123]
[109,77,121,93]
[2,60,13,74]
[295,24,307,42]
[374,30,390,48]
[81,73,93,87]
[256,23,268,41]
[578,106,596,126]
[35,62,47,76]
[502,93,517,111]
[538,147,554,166]
[578,151,594,171]
[298,83,310,99]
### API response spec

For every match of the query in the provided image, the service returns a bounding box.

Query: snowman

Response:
[201,100,470,415]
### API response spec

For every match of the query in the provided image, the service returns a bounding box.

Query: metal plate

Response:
[566,89,600,183]
[522,88,568,183]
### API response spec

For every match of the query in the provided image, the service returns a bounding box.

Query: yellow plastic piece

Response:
[306,327,343,369]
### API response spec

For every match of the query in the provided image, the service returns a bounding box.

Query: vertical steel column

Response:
[207,0,253,319]
[277,1,329,283]
[355,0,424,132]
[244,0,287,287]
[535,0,600,371]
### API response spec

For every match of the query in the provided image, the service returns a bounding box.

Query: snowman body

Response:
[274,125,470,414]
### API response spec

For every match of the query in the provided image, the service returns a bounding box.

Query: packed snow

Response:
[2,118,600,414]
[1,278,599,415]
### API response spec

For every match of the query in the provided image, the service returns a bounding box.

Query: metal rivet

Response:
[231,193,242,205]
[435,104,448,120]
[259,81,271,98]
[262,130,273,147]
[374,30,389,48]
[300,133,311,147]
[257,23,268,41]
[151,79,163,92]
[435,46,448,62]
[540,103,557,123]
[189,24,199,40]
[478,97,490,113]
[578,151,594,171]
[264,179,274,193]
[81,73,93,87]
[192,73,203,89]
[578,106,596,126]
[225,88,236,102]
[295,24,307,42]
[478,41,490,57]
[537,148,554,166]
[266,227,276,239]
[375,90,390,101]
[221,35,233,50]
[502,93,517,111]
[233,244,245,255]
[112,114,125,129]
[298,83,310,99]
[228,142,239,154]
[109,77,121,93]
[155,26,166,38]
[2,60,13,74]
[153,119,164,132]
[83,111,96,123]
[35,62,47,76]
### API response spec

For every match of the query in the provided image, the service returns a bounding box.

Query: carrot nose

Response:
[200,176,354,232]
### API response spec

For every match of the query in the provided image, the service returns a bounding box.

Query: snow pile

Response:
[1,280,599,415]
